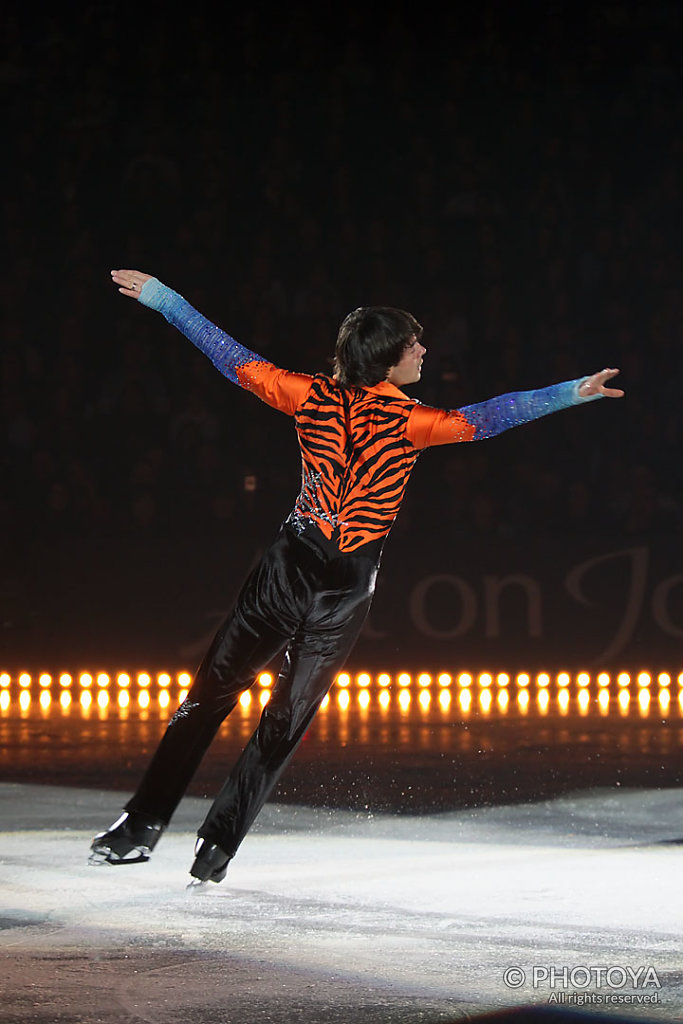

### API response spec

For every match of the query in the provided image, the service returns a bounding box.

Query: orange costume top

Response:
[139,279,598,555]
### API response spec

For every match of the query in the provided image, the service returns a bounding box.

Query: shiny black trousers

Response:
[125,526,378,858]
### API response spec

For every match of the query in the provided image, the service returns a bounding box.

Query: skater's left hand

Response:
[111,269,153,299]
[578,368,624,399]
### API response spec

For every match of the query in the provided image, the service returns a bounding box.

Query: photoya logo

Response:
[503,965,661,991]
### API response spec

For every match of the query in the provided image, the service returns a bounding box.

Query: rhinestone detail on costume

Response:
[288,468,348,536]
[170,699,200,724]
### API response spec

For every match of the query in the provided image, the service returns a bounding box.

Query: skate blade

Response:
[88,848,150,866]
[185,877,209,890]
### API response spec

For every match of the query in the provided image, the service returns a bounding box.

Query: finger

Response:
[111,270,141,289]
[112,271,142,297]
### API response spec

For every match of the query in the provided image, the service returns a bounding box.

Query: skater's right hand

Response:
[111,269,153,300]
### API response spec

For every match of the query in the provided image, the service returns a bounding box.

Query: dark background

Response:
[2,1,682,672]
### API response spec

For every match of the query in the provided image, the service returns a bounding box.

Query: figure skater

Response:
[90,269,624,884]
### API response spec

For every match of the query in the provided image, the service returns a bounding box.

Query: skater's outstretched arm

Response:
[110,270,313,415]
[406,370,624,448]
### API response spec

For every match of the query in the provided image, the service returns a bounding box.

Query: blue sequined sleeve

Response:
[460,380,600,440]
[138,277,264,386]
[406,380,601,448]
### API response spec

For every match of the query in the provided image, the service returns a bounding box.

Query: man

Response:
[90,269,623,884]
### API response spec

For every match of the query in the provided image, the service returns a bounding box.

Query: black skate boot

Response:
[187,839,231,886]
[89,810,165,866]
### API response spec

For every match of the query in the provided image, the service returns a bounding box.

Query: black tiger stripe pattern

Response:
[289,376,421,553]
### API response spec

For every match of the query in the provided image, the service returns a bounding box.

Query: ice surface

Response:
[0,783,681,1022]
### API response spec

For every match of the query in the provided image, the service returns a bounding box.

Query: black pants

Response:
[126,526,378,858]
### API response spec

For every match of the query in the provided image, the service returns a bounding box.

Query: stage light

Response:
[438,690,451,711]
[458,690,472,713]
[80,691,92,710]
[558,689,570,714]
[0,691,9,711]
[338,690,350,710]
[118,691,130,709]
[398,689,411,710]
[14,662,683,724]
[379,690,391,709]
[0,674,9,688]
[320,694,330,710]
[517,690,530,712]
[97,691,109,709]
[59,691,71,710]
[239,691,251,708]
[359,690,371,709]
[138,691,150,709]
[178,672,192,687]
[158,691,170,710]
[497,690,509,712]
[479,690,492,713]
[537,690,550,713]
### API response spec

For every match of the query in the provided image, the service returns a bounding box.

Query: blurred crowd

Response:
[2,2,682,565]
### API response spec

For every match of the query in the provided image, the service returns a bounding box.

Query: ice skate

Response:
[89,810,165,865]
[187,839,231,887]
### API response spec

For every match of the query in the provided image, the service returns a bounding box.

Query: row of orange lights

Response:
[1,670,682,690]
[1,685,678,716]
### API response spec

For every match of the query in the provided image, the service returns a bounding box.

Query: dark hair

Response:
[333,306,423,387]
